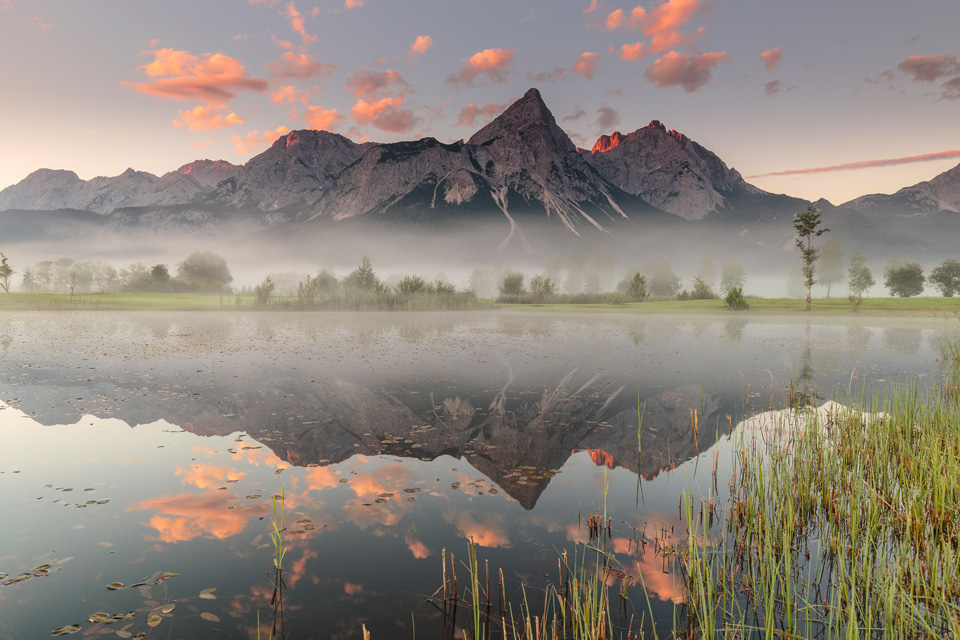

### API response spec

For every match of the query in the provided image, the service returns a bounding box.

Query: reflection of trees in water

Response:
[0,334,10,357]
[882,327,923,355]
[724,318,747,342]
[845,324,873,354]
[626,321,645,346]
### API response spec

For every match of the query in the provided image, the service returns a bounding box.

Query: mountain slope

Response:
[582,121,765,220]
[841,162,960,217]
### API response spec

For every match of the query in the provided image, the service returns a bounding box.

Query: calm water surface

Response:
[0,311,949,639]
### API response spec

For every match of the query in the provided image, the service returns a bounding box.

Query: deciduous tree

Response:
[930,259,960,297]
[793,204,829,311]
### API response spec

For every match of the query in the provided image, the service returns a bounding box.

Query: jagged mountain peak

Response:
[468,87,567,148]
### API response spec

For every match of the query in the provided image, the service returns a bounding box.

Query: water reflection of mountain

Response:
[171,374,726,509]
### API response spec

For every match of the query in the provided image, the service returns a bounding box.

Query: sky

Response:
[1,0,958,205]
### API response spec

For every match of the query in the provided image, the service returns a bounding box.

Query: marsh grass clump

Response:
[677,376,960,638]
[724,286,749,310]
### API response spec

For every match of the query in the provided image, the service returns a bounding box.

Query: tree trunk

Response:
[806,288,812,311]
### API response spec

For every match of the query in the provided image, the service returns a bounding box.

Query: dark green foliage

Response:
[793,204,829,310]
[177,251,233,293]
[150,264,171,283]
[344,256,379,291]
[725,286,749,310]
[397,275,428,295]
[626,273,648,302]
[499,271,525,296]
[0,253,12,292]
[690,275,718,300]
[885,261,925,297]
[529,275,557,304]
[255,276,275,305]
[930,259,960,297]
[847,251,875,304]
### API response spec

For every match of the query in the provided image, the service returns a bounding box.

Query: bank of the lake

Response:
[0,291,959,317]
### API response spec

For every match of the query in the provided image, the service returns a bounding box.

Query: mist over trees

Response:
[884,257,925,298]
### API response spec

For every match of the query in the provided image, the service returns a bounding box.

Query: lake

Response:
[0,310,950,639]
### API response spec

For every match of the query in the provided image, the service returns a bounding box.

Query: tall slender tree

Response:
[793,205,830,311]
[0,253,13,293]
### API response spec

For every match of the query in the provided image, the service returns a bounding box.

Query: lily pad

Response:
[51,624,82,635]
[200,612,220,622]
[198,588,217,599]
[88,613,111,623]
[107,582,124,590]
[160,603,175,614]
[147,615,162,628]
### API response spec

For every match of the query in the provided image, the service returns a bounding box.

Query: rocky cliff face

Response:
[213,129,372,211]
[308,89,635,237]
[842,162,960,217]
[582,121,762,220]
[169,159,240,190]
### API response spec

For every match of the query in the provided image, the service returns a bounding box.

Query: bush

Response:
[725,286,749,310]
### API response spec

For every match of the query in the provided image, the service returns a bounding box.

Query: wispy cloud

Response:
[572,52,601,79]
[126,49,269,102]
[343,67,409,98]
[456,101,511,126]
[172,104,244,130]
[27,15,52,29]
[446,48,515,87]
[644,51,727,92]
[747,150,960,179]
[267,52,335,79]
[230,126,290,155]
[760,47,782,72]
[408,35,433,58]
[285,2,316,44]
[897,54,960,82]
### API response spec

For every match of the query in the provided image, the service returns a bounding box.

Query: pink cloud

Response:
[285,2,316,44]
[230,126,290,155]
[760,47,782,72]
[747,149,960,179]
[898,54,960,82]
[408,35,434,58]
[446,48,515,87]
[573,52,600,79]
[271,84,311,105]
[343,67,409,98]
[644,51,727,92]
[1,2,12,10]
[271,36,294,49]
[27,16,52,29]
[232,33,249,42]
[350,94,417,133]
[172,104,244,130]
[405,535,431,559]
[190,138,214,150]
[583,0,598,12]
[606,0,706,56]
[304,105,346,131]
[345,0,362,6]
[127,48,268,102]
[456,101,510,126]
[267,51,335,79]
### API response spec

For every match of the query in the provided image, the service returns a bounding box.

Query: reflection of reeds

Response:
[259,485,287,640]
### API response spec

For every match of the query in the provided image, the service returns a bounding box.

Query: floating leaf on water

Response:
[159,572,179,579]
[338,478,349,484]
[127,582,147,588]
[488,488,498,494]
[251,534,263,546]
[198,588,217,599]
[98,542,113,548]
[115,632,132,639]
[160,604,175,614]
[374,498,387,504]
[88,613,111,623]
[200,612,220,622]
[244,495,261,500]
[56,557,74,565]
[0,573,6,580]
[143,600,160,608]
[51,624,82,635]
[147,615,162,628]
[134,632,145,638]
[407,497,415,502]
[225,506,234,510]
[107,582,124,590]
[30,563,52,572]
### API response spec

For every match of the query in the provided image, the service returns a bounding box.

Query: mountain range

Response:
[1,87,958,254]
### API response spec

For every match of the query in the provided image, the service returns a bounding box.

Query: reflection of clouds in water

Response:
[175,463,246,489]
[443,508,511,548]
[130,491,266,543]
[343,498,405,528]
[404,535,431,559]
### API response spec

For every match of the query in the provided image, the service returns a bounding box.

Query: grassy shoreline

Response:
[0,291,958,317]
